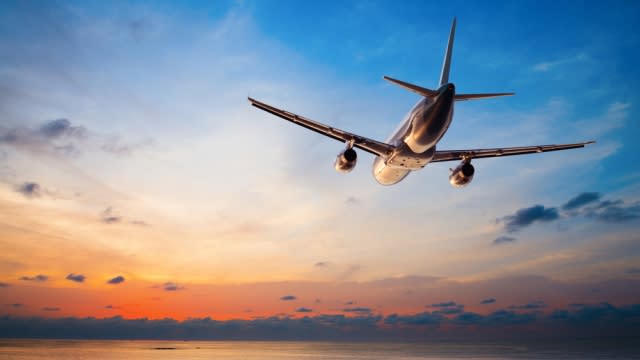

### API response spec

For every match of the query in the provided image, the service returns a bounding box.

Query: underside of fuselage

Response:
[372,84,455,185]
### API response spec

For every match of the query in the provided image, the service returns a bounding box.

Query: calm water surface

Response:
[0,339,638,359]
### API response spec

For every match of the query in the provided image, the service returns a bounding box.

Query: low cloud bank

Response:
[1,302,638,340]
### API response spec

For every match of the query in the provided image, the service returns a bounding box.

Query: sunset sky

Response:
[1,0,639,339]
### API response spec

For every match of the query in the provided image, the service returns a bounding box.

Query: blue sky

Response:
[0,0,639,339]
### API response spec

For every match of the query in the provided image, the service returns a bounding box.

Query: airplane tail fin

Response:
[439,18,456,86]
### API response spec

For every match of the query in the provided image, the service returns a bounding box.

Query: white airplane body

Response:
[249,19,594,187]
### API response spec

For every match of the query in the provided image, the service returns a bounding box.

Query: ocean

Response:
[0,339,638,359]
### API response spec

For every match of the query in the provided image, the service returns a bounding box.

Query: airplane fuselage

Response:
[373,83,455,185]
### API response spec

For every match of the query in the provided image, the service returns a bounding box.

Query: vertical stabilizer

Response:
[439,18,456,86]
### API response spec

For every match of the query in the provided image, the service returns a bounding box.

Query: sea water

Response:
[0,338,638,359]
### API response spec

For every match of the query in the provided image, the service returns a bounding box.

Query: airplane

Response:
[248,18,594,187]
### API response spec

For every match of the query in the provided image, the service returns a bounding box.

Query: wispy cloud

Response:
[19,274,48,282]
[493,236,516,245]
[480,298,496,305]
[296,307,313,313]
[0,119,86,157]
[532,53,589,72]
[280,295,296,301]
[100,207,121,224]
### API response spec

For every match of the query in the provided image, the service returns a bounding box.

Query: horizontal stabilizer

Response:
[455,92,515,101]
[383,76,438,98]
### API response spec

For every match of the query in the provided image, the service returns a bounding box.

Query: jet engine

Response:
[449,160,474,187]
[334,147,358,173]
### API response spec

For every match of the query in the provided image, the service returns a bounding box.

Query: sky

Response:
[0,0,640,340]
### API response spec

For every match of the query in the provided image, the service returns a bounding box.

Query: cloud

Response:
[480,298,496,305]
[499,205,559,233]
[100,207,121,224]
[101,137,154,157]
[296,307,313,313]
[345,196,360,205]
[19,274,48,282]
[314,262,327,267]
[0,119,86,156]
[508,301,546,310]
[430,301,457,308]
[626,268,640,275]
[0,282,9,287]
[7,303,22,308]
[162,282,184,291]
[280,295,296,301]
[1,302,639,340]
[493,236,516,245]
[107,276,125,285]
[38,119,86,139]
[42,307,60,312]
[384,312,443,326]
[584,201,640,223]
[104,305,122,310]
[429,302,464,315]
[562,192,601,210]
[343,307,372,314]
[65,273,85,283]
[531,53,589,72]
[15,182,42,198]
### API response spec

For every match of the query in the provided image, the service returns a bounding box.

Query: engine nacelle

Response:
[334,148,358,173]
[449,161,475,187]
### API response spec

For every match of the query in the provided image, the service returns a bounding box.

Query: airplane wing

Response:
[431,141,595,162]
[248,97,396,157]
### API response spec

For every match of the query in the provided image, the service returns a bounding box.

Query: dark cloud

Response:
[480,298,496,305]
[42,307,60,312]
[19,274,48,282]
[296,307,313,313]
[107,276,125,285]
[430,301,457,308]
[100,207,121,224]
[343,307,372,314]
[384,312,443,326]
[7,303,22,308]
[0,119,85,156]
[280,295,296,301]
[562,192,601,210]
[163,282,184,291]
[15,182,42,198]
[65,273,85,283]
[508,301,546,310]
[586,202,640,223]
[0,282,9,288]
[38,119,86,139]
[493,236,516,245]
[429,302,464,315]
[499,205,559,233]
[0,303,639,340]
[314,262,327,267]
[626,268,640,275]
